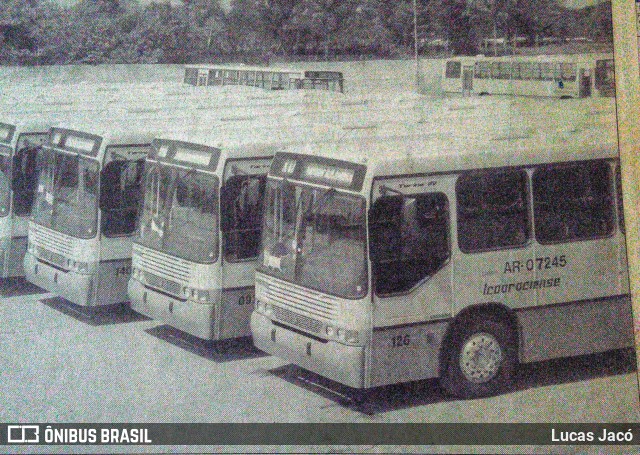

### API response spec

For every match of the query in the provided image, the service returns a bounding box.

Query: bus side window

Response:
[100,159,144,237]
[221,175,267,261]
[456,170,529,253]
[370,192,450,295]
[12,146,40,217]
[445,61,461,79]
[533,161,614,243]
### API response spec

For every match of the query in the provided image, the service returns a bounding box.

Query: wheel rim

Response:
[459,332,503,384]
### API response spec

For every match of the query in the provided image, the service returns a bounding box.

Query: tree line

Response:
[0,0,613,65]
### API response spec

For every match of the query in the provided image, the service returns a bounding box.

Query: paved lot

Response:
[0,279,637,424]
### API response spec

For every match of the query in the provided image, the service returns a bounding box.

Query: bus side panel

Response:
[369,321,448,387]
[516,295,633,363]
[6,235,26,277]
[7,215,29,277]
[95,258,132,305]
[451,250,536,317]
[218,286,254,340]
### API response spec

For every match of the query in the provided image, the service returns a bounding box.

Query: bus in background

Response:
[251,111,631,399]
[442,53,614,98]
[183,65,345,93]
[23,116,195,307]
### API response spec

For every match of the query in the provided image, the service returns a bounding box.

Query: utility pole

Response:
[413,0,420,92]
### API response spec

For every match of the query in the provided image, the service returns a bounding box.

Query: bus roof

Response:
[445,52,613,63]
[51,114,197,146]
[184,64,305,75]
[280,118,618,182]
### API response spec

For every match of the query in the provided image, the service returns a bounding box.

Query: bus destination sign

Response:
[301,162,355,186]
[270,153,366,191]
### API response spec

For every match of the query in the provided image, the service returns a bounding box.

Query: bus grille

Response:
[263,277,338,321]
[29,224,74,257]
[144,272,182,297]
[36,246,68,270]
[272,305,323,334]
[133,244,191,283]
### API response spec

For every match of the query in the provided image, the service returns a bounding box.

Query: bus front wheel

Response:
[440,316,517,399]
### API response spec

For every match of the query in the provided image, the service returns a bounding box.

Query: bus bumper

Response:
[128,277,217,340]
[24,252,95,306]
[251,312,366,389]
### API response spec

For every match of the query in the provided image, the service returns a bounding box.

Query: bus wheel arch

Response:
[439,303,519,399]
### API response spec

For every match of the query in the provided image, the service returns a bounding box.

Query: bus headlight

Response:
[325,324,358,345]
[182,286,211,303]
[255,299,265,313]
[132,267,143,281]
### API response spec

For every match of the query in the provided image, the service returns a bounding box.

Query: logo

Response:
[7,425,40,443]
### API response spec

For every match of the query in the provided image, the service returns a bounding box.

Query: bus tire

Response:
[440,316,516,399]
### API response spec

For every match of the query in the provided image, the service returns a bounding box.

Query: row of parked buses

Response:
[442,53,615,99]
[2,64,634,400]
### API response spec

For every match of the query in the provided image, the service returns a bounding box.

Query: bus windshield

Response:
[0,146,12,217]
[259,180,367,299]
[137,162,219,264]
[32,147,99,238]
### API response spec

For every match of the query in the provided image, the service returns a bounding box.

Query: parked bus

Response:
[0,119,50,278]
[251,113,631,399]
[442,53,615,98]
[0,110,134,280]
[23,116,197,306]
[184,65,345,93]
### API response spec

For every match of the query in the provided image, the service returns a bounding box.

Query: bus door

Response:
[219,158,270,339]
[96,146,147,305]
[462,66,474,94]
[368,176,454,386]
[579,69,591,97]
[8,133,48,277]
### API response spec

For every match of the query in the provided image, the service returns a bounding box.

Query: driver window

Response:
[100,159,144,237]
[221,175,267,261]
[370,192,450,295]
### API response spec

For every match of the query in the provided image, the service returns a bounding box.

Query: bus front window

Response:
[0,147,12,217]
[260,180,367,299]
[138,163,219,263]
[32,148,99,238]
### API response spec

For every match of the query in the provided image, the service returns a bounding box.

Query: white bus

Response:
[442,53,615,98]
[23,117,193,306]
[0,110,133,280]
[0,120,51,278]
[184,65,345,93]
[251,116,632,399]
[128,129,274,339]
